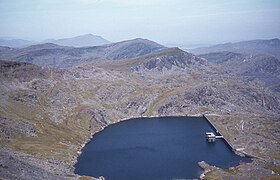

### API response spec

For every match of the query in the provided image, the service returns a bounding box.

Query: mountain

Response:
[97,47,207,72]
[189,38,280,59]
[199,51,280,92]
[103,38,165,60]
[0,38,165,68]
[1,38,280,179]
[0,38,35,48]
[50,34,111,47]
[0,34,111,48]
[199,51,280,76]
[132,48,205,72]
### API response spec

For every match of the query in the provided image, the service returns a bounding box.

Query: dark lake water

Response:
[75,116,251,180]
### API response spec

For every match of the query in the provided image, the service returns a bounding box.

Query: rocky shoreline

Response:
[71,114,254,180]
[2,113,276,180]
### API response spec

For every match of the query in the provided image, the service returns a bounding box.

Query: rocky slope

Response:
[0,40,280,179]
[199,51,280,76]
[199,51,280,92]
[96,47,206,72]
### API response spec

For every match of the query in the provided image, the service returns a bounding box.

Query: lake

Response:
[75,116,251,179]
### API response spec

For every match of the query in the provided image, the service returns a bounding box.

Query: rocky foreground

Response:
[0,40,280,179]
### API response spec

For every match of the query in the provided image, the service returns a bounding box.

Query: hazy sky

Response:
[0,0,280,45]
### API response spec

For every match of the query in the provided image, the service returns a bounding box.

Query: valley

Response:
[0,38,279,179]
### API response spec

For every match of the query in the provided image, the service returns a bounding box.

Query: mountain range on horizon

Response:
[49,34,111,47]
[0,34,112,48]
[0,38,165,68]
[189,38,280,59]
[1,34,279,51]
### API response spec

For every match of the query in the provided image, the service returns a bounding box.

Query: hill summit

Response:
[50,34,111,47]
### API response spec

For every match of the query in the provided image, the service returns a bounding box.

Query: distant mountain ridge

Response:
[0,38,35,48]
[0,38,165,68]
[50,34,111,47]
[189,38,280,59]
[0,34,111,48]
